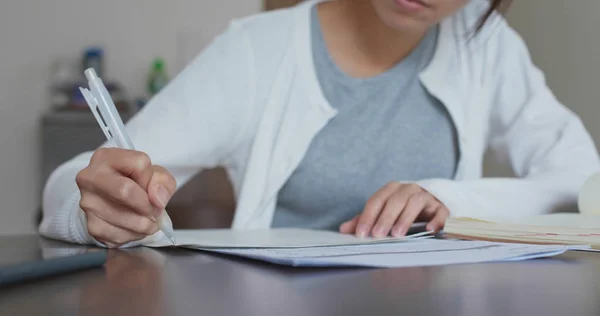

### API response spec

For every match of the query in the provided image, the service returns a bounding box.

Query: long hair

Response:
[477,0,513,32]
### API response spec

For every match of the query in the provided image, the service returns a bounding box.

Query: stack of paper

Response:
[146,228,580,268]
[201,239,577,268]
[444,213,600,249]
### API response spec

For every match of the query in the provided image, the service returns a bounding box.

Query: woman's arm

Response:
[40,21,257,245]
[418,20,600,219]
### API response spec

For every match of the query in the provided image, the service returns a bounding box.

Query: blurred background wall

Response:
[0,0,261,235]
[0,0,598,234]
[484,1,600,176]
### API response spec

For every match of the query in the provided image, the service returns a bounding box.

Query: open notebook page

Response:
[146,228,431,249]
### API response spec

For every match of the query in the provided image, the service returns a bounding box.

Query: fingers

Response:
[80,193,159,235]
[78,148,176,247]
[86,213,147,247]
[127,164,177,216]
[146,165,177,210]
[81,172,156,219]
[416,205,438,223]
[353,182,448,238]
[391,192,435,237]
[340,216,359,234]
[371,186,422,238]
[355,182,404,238]
[426,207,450,232]
[91,148,152,180]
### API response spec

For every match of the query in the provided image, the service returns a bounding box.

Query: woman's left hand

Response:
[339,182,450,238]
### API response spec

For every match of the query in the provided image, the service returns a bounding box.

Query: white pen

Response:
[79,68,176,245]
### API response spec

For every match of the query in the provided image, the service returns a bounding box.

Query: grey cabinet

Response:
[40,110,134,187]
[38,109,236,229]
[37,109,134,225]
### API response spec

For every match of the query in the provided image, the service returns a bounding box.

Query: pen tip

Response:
[170,237,176,245]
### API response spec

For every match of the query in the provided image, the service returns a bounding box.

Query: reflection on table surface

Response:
[0,236,599,316]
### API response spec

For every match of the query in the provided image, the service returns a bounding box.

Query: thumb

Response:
[147,166,176,214]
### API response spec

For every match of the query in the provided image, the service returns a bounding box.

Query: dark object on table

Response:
[0,250,106,287]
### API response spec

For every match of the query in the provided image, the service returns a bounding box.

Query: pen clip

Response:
[79,87,113,142]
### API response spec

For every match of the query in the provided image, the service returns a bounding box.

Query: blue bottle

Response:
[83,47,104,78]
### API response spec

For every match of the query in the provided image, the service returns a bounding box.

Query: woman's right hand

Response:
[75,148,177,248]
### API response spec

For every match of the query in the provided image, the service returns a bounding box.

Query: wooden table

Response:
[1,235,599,316]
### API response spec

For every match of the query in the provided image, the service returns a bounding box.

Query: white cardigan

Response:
[40,0,600,246]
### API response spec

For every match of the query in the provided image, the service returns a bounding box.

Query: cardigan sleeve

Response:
[418,19,600,219]
[39,21,257,246]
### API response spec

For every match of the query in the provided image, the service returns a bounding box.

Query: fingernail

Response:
[356,224,369,238]
[156,186,170,209]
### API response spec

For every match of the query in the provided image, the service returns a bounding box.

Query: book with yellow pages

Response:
[444,213,600,250]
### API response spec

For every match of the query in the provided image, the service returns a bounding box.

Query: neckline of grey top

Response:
[310,4,440,88]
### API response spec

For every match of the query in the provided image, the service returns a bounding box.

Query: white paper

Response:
[202,239,580,268]
[210,239,490,258]
[146,228,432,249]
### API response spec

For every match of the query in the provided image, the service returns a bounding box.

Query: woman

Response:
[40,0,600,247]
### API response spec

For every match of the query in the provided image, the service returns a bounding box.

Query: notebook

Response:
[146,227,432,249]
[444,213,600,250]
[143,227,579,268]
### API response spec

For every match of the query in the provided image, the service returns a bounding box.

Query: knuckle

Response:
[366,196,381,207]
[362,208,379,221]
[407,194,424,207]
[357,217,371,226]
[75,168,99,189]
[117,179,135,201]
[136,217,155,235]
[153,166,177,188]
[388,192,406,204]
[440,206,450,216]
[360,209,378,222]
[378,213,395,224]
[417,191,429,198]
[409,183,422,191]
[414,192,429,202]
[133,152,152,171]
[92,148,111,162]
[112,235,129,246]
[75,170,88,188]
[79,196,94,212]
[87,221,101,239]
[366,195,385,208]
[386,181,400,189]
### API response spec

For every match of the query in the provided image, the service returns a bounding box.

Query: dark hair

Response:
[477,0,513,32]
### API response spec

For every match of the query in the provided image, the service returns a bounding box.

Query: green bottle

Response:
[147,58,169,96]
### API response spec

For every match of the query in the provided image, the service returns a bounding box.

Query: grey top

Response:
[271,6,458,230]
